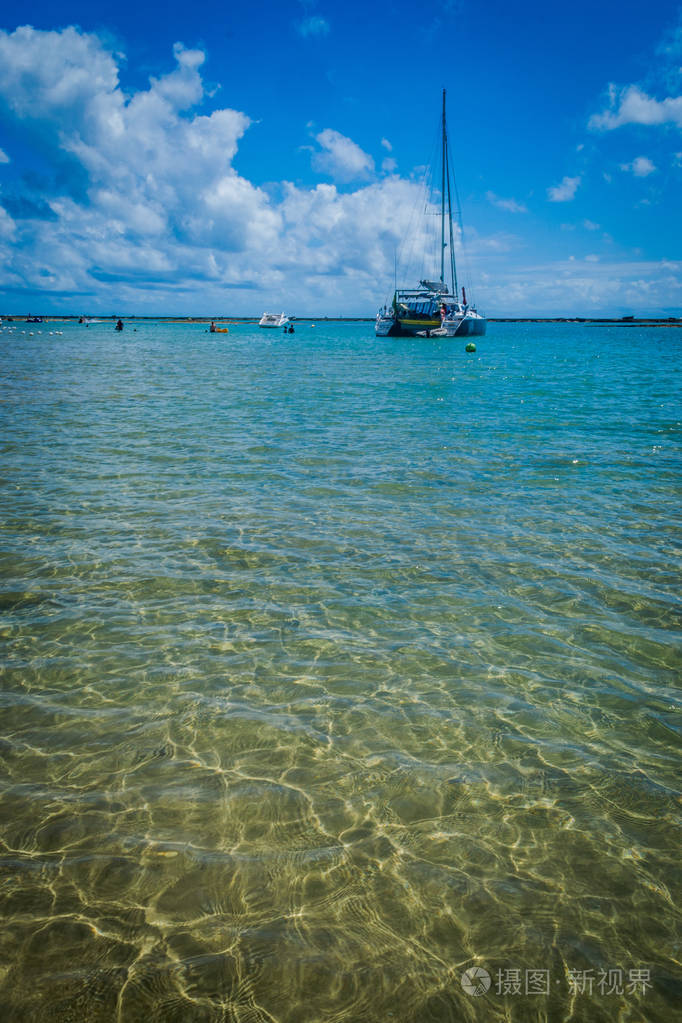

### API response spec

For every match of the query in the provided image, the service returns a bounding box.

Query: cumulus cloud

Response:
[589,84,682,130]
[620,156,657,177]
[0,26,251,208]
[0,26,442,313]
[312,128,375,182]
[547,176,581,202]
[486,191,528,213]
[480,258,682,317]
[0,27,278,290]
[0,25,120,125]
[0,148,10,163]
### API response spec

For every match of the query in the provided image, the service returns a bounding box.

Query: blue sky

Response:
[0,0,681,316]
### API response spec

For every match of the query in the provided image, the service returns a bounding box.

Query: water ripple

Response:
[0,321,680,1020]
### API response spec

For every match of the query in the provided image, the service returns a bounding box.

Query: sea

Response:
[0,318,680,1022]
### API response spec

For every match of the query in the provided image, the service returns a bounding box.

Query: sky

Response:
[0,0,681,317]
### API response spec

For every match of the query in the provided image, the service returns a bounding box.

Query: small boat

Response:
[375,91,486,339]
[209,322,229,333]
[375,308,396,336]
[259,312,289,328]
[26,316,43,323]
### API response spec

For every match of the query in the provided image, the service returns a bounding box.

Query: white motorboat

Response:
[259,312,289,328]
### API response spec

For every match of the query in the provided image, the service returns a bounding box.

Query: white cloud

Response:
[480,258,682,317]
[0,25,678,319]
[589,84,682,130]
[583,219,600,230]
[381,157,397,173]
[312,128,375,182]
[150,43,205,110]
[0,148,10,164]
[0,26,444,313]
[485,191,528,213]
[547,176,581,202]
[381,138,392,151]
[296,16,330,37]
[620,156,657,177]
[0,206,15,240]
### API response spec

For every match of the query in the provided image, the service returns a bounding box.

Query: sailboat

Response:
[375,90,486,339]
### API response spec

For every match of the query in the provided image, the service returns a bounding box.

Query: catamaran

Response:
[375,91,486,339]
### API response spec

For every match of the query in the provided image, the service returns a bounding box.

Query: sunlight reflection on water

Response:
[0,319,680,1020]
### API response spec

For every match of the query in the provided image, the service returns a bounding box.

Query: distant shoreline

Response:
[3,315,681,326]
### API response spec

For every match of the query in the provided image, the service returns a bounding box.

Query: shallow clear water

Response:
[0,319,680,1021]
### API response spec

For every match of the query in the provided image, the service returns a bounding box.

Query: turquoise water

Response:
[0,319,680,1021]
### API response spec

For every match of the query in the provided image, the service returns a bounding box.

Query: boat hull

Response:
[447,315,487,337]
[399,318,441,336]
[375,316,396,336]
[375,307,487,339]
[378,315,487,338]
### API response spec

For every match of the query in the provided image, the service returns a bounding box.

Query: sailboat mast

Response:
[438,89,459,298]
[445,138,458,298]
[440,90,446,286]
